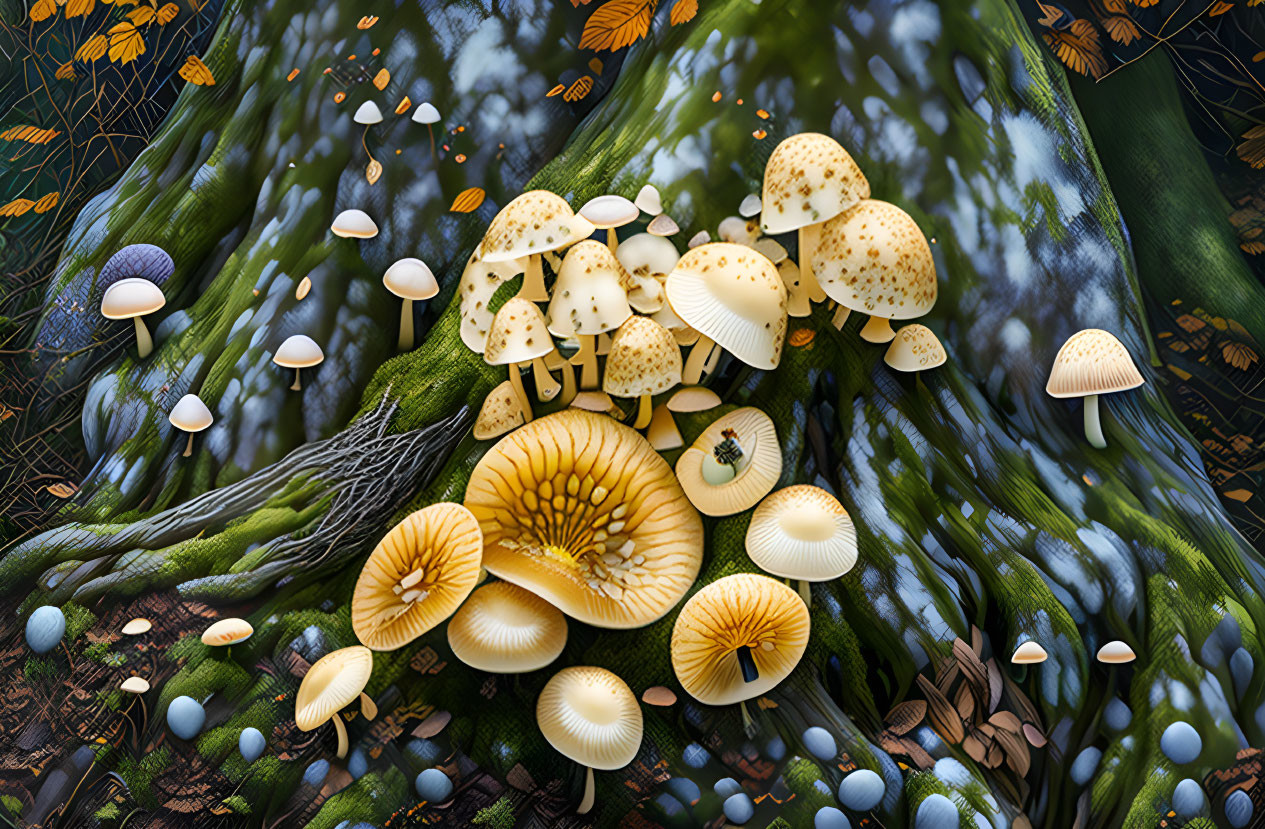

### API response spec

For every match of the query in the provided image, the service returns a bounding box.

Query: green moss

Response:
[472,796,516,828]
[23,656,58,685]
[62,601,96,641]
[117,746,173,809]
[304,768,409,829]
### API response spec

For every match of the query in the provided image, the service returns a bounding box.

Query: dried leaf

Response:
[107,22,146,64]
[546,83,566,97]
[179,55,215,85]
[955,637,988,693]
[916,674,965,743]
[155,2,178,22]
[954,683,977,723]
[46,482,78,498]
[934,658,959,693]
[988,710,1023,734]
[1210,0,1234,14]
[1043,19,1108,79]
[373,68,390,90]
[449,187,486,213]
[65,0,95,18]
[411,710,450,738]
[564,75,594,101]
[76,34,109,61]
[1035,0,1062,26]
[879,733,936,769]
[296,276,312,300]
[55,61,76,80]
[357,15,378,28]
[588,57,604,75]
[0,125,61,144]
[33,192,59,213]
[670,0,697,25]
[1223,342,1258,370]
[1102,15,1140,45]
[963,732,987,762]
[1239,126,1265,169]
[995,726,1031,776]
[579,0,657,52]
[884,700,926,735]
[30,0,57,21]
[0,199,35,217]
[128,5,155,23]
[366,159,382,185]
[395,96,411,114]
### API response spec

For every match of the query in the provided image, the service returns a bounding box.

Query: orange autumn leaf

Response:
[1223,342,1259,370]
[76,34,109,61]
[1210,0,1235,13]
[357,15,378,28]
[30,0,57,21]
[670,0,697,25]
[179,55,215,85]
[366,159,382,185]
[395,96,411,114]
[449,187,486,213]
[46,482,79,498]
[579,0,657,52]
[564,75,594,101]
[287,68,300,81]
[155,2,178,22]
[373,68,390,90]
[334,91,346,103]
[65,0,95,18]
[1043,19,1107,79]
[1034,0,1062,26]
[128,5,155,24]
[588,57,604,75]
[0,199,35,217]
[107,22,146,64]
[55,62,76,80]
[1101,15,1139,45]
[0,125,61,144]
[33,192,59,213]
[1238,125,1265,169]
[546,83,566,97]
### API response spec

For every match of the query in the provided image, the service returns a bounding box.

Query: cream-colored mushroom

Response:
[383,258,439,351]
[447,581,567,673]
[1046,329,1144,449]
[458,253,528,353]
[168,393,213,457]
[478,191,593,302]
[885,324,947,374]
[547,241,632,389]
[273,335,324,391]
[484,298,561,419]
[579,195,639,253]
[646,402,683,451]
[602,316,682,429]
[101,278,165,358]
[295,646,374,758]
[635,184,662,216]
[745,485,857,606]
[1011,641,1048,664]
[330,209,378,239]
[676,407,781,517]
[474,380,527,440]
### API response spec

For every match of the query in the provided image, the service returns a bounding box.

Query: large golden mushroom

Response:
[675,407,782,517]
[447,581,568,673]
[463,410,703,628]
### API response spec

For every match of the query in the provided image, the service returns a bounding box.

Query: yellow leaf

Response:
[564,75,594,101]
[546,83,566,97]
[178,54,215,85]
[76,34,109,61]
[107,22,146,64]
[372,68,390,90]
[1209,0,1234,13]
[366,159,382,185]
[449,187,486,213]
[33,192,59,213]
[65,0,94,17]
[395,96,411,114]
[155,1,177,22]
[579,0,657,52]
[0,125,60,144]
[55,61,76,80]
[45,482,79,498]
[30,0,57,21]
[357,14,378,28]
[669,0,696,25]
[128,5,154,23]
[0,198,34,217]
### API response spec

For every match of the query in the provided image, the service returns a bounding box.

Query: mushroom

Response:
[485,297,562,417]
[579,195,639,253]
[646,402,683,451]
[616,233,679,296]
[447,581,568,673]
[1046,329,1144,449]
[603,316,682,429]
[1011,641,1048,664]
[812,199,936,340]
[718,216,760,246]
[1097,640,1137,664]
[273,334,324,391]
[667,386,722,413]
[547,240,633,389]
[168,394,213,457]
[536,666,643,815]
[121,618,151,636]
[458,253,528,352]
[353,101,383,164]
[121,676,150,694]
[295,646,374,758]
[885,324,947,373]
[463,410,704,628]
[474,380,527,440]
[351,502,482,651]
[647,214,679,237]
[675,407,782,517]
[330,208,379,239]
[739,194,763,218]
[383,258,439,351]
[478,190,593,302]
[411,101,441,158]
[761,133,870,305]
[202,617,253,657]
[687,230,710,249]
[671,573,810,730]
[570,389,621,416]
[635,184,662,216]
[665,243,787,385]
[101,278,165,358]
[745,485,857,606]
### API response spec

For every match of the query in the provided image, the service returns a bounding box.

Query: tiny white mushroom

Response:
[169,394,213,457]
[383,258,439,351]
[101,278,165,358]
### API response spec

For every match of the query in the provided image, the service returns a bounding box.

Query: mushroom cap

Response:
[603,316,682,399]
[536,666,643,769]
[1046,329,1144,399]
[458,253,526,353]
[295,646,374,731]
[474,380,526,440]
[635,185,662,216]
[273,335,324,368]
[667,386,722,413]
[169,393,213,433]
[202,618,253,647]
[121,676,150,694]
[884,324,947,372]
[547,240,633,337]
[101,278,165,319]
[760,133,870,235]
[484,298,555,365]
[412,101,440,124]
[665,243,787,370]
[671,573,810,705]
[739,194,763,218]
[351,503,483,651]
[1097,640,1137,664]
[447,581,568,673]
[745,485,857,581]
[570,389,620,415]
[717,216,760,246]
[479,190,590,263]
[616,234,680,284]
[647,214,680,237]
[330,209,379,239]
[1011,641,1048,664]
[121,618,152,636]
[384,258,439,301]
[676,407,782,516]
[463,410,704,629]
[812,200,936,320]
[354,101,384,124]
[579,195,639,230]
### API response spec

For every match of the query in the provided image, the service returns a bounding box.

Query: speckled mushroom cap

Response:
[547,241,634,338]
[603,316,682,399]
[351,503,483,651]
[295,646,374,731]
[1011,641,1048,664]
[616,233,680,283]
[383,258,439,301]
[474,380,526,440]
[330,209,379,239]
[760,133,870,235]
[101,278,165,319]
[579,195,639,230]
[1046,329,1144,399]
[273,335,324,369]
[745,485,857,581]
[484,298,555,366]
[665,243,787,370]
[675,407,782,517]
[201,618,253,647]
[463,410,703,629]
[479,190,592,263]
[458,253,527,353]
[812,200,937,319]
[537,666,643,770]
[884,324,947,372]
[447,581,568,673]
[169,394,213,433]
[671,574,810,705]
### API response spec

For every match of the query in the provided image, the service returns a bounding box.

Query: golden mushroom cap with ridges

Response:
[447,581,568,673]
[745,485,857,581]
[665,243,787,370]
[671,573,810,705]
[478,190,592,263]
[547,240,634,338]
[812,199,937,319]
[484,298,555,366]
[884,324,947,373]
[463,410,703,629]
[537,666,643,770]
[1046,329,1144,399]
[474,380,526,440]
[202,618,253,647]
[351,503,483,651]
[295,646,374,731]
[675,407,782,517]
[760,133,870,235]
[603,316,682,399]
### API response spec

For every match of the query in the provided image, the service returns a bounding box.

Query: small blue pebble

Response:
[765,736,786,761]
[1226,789,1254,828]
[1103,698,1132,732]
[347,747,368,780]
[1160,722,1202,765]
[25,606,66,654]
[238,727,265,763]
[303,759,330,786]
[682,742,710,769]
[166,696,205,741]
[714,777,743,799]
[915,794,959,829]
[666,777,700,805]
[837,769,884,811]
[723,793,754,824]
[415,768,453,802]
[815,806,851,829]
[1070,747,1101,786]
[802,726,837,760]
[655,793,685,817]
[933,758,971,788]
[1231,648,1254,698]
[1172,778,1206,818]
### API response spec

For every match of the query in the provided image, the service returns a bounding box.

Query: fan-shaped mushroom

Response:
[635,184,662,216]
[383,258,438,351]
[745,485,857,605]
[474,380,526,440]
[486,298,562,417]
[676,407,781,517]
[169,393,213,457]
[447,581,568,673]
[101,278,166,358]
[885,324,946,373]
[295,646,374,758]
[1046,329,1144,449]
[547,240,633,389]
[603,316,682,429]
[579,195,639,253]
[478,190,593,302]
[273,335,324,391]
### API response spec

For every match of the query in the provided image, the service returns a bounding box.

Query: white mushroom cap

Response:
[884,324,947,372]
[121,676,150,694]
[687,231,710,249]
[484,298,555,366]
[647,215,679,237]
[354,101,384,125]
[717,216,759,246]
[273,335,324,369]
[579,195,639,230]
[1011,641,1048,664]
[547,240,633,337]
[616,234,680,283]
[169,394,213,433]
[760,133,869,235]
[536,666,643,770]
[458,253,526,353]
[330,209,379,239]
[675,407,781,516]
[121,618,151,636]
[665,243,787,370]
[412,101,440,124]
[1097,640,1137,664]
[603,316,682,399]
[202,618,253,646]
[383,258,439,301]
[1046,329,1144,399]
[666,387,721,412]
[479,191,590,263]
[569,390,620,415]
[745,485,857,581]
[474,380,527,440]
[447,581,568,673]
[739,194,762,218]
[635,185,662,216]
[101,278,165,319]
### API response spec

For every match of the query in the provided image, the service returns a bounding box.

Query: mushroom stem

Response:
[398,299,415,351]
[736,646,759,683]
[859,315,896,343]
[182,432,194,458]
[797,580,812,607]
[133,316,154,358]
[577,765,596,815]
[605,227,619,253]
[427,124,436,161]
[519,254,550,302]
[532,357,562,402]
[575,335,600,389]
[507,363,533,423]
[290,368,302,391]
[740,700,754,733]
[682,334,716,385]
[557,361,577,406]
[1083,394,1107,449]
[799,225,826,303]
[331,713,349,759]
[633,395,653,429]
[831,305,851,330]
[361,127,376,164]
